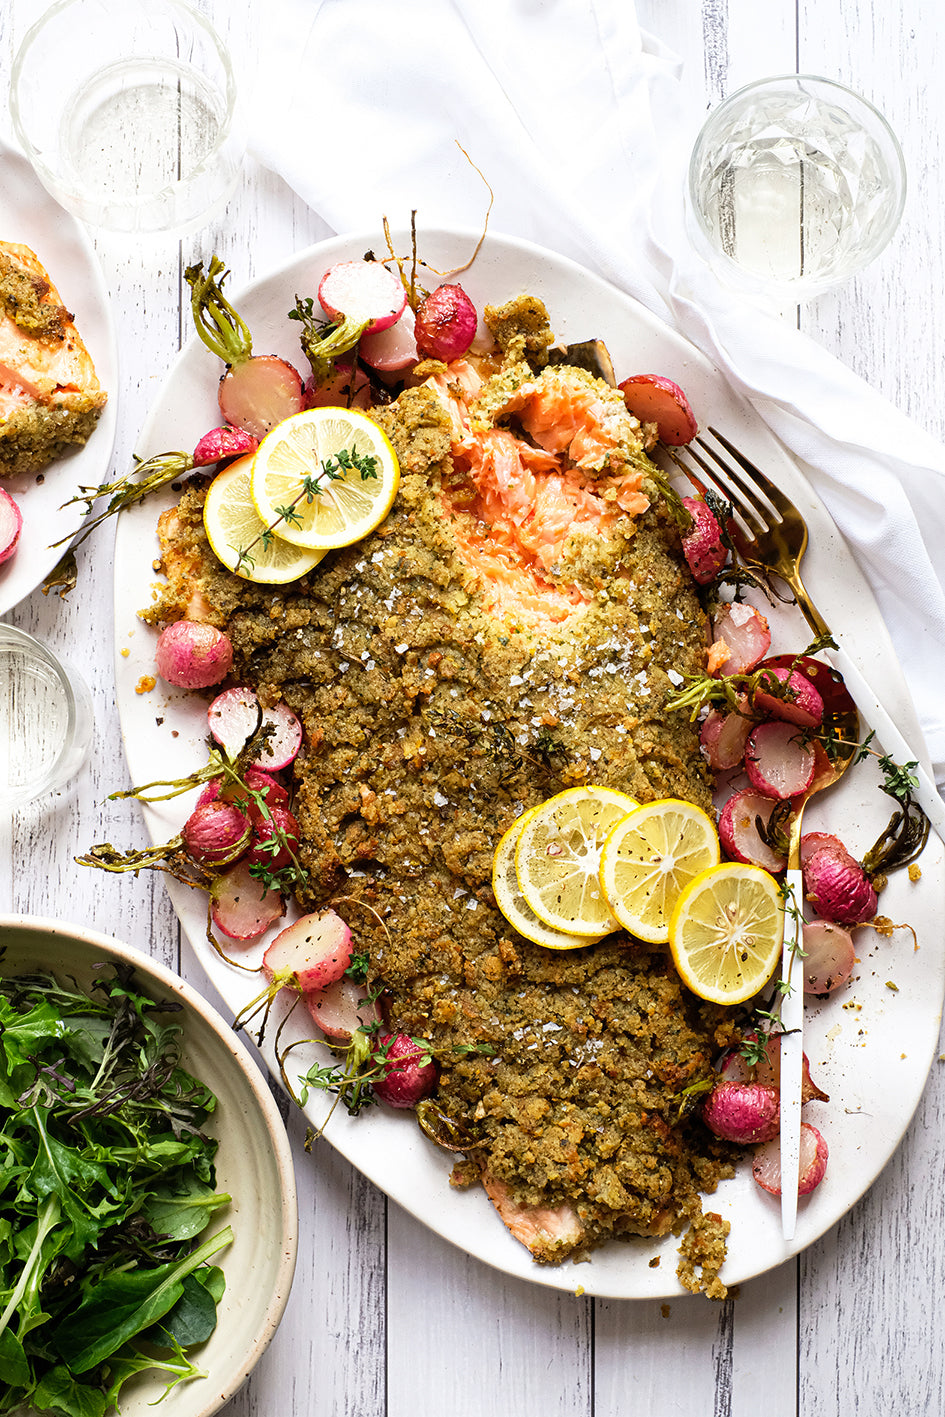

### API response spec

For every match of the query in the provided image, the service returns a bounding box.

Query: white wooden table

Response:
[2,3,944,1414]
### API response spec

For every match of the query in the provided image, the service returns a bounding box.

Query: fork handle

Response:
[826,644,945,840]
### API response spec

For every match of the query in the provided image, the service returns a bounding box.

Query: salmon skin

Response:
[142,293,735,1294]
[0,241,107,476]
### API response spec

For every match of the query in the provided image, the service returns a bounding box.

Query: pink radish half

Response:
[617,373,698,445]
[208,686,303,768]
[710,602,771,675]
[718,788,787,872]
[360,304,418,371]
[803,920,857,994]
[700,706,752,771]
[303,360,373,409]
[753,665,824,727]
[681,496,727,584]
[318,260,406,334]
[246,805,302,873]
[210,859,285,940]
[218,356,304,439]
[752,1122,828,1196]
[304,976,380,1043]
[745,719,816,799]
[719,1034,828,1104]
[192,424,258,466]
[0,486,23,564]
[262,910,353,993]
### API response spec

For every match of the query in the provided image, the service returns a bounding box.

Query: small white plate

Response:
[114,227,945,1299]
[0,137,118,613]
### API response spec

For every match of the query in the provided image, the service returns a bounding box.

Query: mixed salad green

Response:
[0,961,232,1417]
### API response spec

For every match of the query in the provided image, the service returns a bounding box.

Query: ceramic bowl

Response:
[0,914,298,1417]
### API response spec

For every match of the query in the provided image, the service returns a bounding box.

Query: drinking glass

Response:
[0,625,94,805]
[686,75,906,301]
[10,0,245,236]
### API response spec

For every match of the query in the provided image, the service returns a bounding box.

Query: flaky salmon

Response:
[0,241,107,476]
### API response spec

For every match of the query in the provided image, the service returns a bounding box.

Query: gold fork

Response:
[664,427,944,1240]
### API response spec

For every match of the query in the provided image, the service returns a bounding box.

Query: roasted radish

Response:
[699,705,752,771]
[182,798,251,867]
[718,788,787,873]
[681,496,727,584]
[192,424,258,466]
[371,1032,437,1108]
[803,919,857,994]
[752,1122,828,1197]
[210,860,285,941]
[155,620,233,689]
[414,284,478,362]
[304,976,380,1044]
[752,665,824,728]
[719,1033,828,1105]
[618,373,698,445]
[207,686,302,768]
[744,719,816,800]
[262,911,353,994]
[318,260,406,335]
[0,486,22,564]
[360,303,418,371]
[246,804,302,874]
[702,1080,780,1144]
[303,359,372,410]
[185,257,304,438]
[801,834,878,925]
[710,602,771,676]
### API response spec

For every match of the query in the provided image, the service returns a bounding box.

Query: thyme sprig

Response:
[52,450,194,551]
[233,444,379,574]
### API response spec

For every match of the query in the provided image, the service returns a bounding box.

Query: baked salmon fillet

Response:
[0,241,107,476]
[142,295,737,1295]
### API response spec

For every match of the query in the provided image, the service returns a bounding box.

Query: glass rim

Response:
[0,623,90,803]
[9,0,240,210]
[686,72,907,293]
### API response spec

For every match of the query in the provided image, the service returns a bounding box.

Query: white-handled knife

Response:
[779,866,804,1240]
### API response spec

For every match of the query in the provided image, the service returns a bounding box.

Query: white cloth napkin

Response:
[248,0,945,788]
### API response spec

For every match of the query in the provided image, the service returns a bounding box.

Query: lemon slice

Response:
[203,454,325,584]
[599,798,720,944]
[251,407,399,549]
[493,809,608,950]
[668,862,784,1005]
[514,786,638,937]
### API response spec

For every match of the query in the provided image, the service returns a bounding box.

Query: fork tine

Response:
[694,434,782,530]
[705,427,798,522]
[663,440,766,546]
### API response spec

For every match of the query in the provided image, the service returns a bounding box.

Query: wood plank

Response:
[386,1206,592,1417]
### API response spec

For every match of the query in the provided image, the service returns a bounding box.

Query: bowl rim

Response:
[0,912,299,1416]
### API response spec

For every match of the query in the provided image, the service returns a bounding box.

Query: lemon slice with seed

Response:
[514,786,638,937]
[668,862,784,1005]
[599,798,720,944]
[493,809,609,950]
[203,454,325,584]
[251,407,399,550]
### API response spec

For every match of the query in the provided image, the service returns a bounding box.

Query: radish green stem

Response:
[186,256,253,365]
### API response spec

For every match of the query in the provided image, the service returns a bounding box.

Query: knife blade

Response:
[779,864,804,1240]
